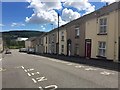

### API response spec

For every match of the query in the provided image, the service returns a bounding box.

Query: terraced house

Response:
[29,1,120,62]
[0,34,3,52]
[85,2,120,62]
[66,17,86,57]
[59,25,67,55]
[44,33,49,54]
[48,28,58,54]
[35,33,46,54]
[25,37,37,50]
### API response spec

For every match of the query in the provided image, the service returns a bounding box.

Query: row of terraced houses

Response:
[25,2,120,62]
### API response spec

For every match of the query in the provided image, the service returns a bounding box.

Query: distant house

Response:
[0,34,3,52]
[35,33,46,54]
[16,37,28,41]
[25,37,37,50]
[43,33,49,54]
[48,28,58,54]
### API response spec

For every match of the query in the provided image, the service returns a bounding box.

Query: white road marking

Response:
[32,78,37,83]
[24,69,27,72]
[0,68,2,71]
[38,86,43,90]
[21,66,25,69]
[100,71,115,76]
[27,68,34,71]
[0,68,6,72]
[15,66,22,69]
[27,73,31,76]
[59,61,68,64]
[75,65,85,68]
[45,85,58,90]
[85,68,97,71]
[36,77,47,82]
[67,63,74,65]
[0,58,2,61]
[31,72,40,75]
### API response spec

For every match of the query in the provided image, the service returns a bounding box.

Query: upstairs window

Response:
[75,27,80,38]
[52,33,55,43]
[99,18,107,34]
[61,32,64,41]
[46,37,47,44]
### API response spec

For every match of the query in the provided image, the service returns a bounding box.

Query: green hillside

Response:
[2,30,45,49]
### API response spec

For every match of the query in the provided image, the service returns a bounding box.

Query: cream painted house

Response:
[25,37,37,50]
[59,26,67,55]
[43,33,49,53]
[0,37,3,52]
[85,2,120,62]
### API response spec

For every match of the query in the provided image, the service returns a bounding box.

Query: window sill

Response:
[75,36,79,39]
[96,55,106,59]
[97,33,107,35]
[61,40,64,41]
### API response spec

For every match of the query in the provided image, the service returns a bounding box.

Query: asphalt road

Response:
[1,50,118,89]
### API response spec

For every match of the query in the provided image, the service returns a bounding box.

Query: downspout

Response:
[114,10,117,62]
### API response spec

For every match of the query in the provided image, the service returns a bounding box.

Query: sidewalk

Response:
[34,53,119,72]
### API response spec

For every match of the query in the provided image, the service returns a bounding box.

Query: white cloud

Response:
[25,0,96,26]
[0,24,5,27]
[63,0,95,14]
[101,0,116,4]
[25,0,64,25]
[61,8,80,21]
[27,0,62,11]
[26,10,58,24]
[11,23,25,27]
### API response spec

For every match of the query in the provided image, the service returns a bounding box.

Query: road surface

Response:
[1,50,118,89]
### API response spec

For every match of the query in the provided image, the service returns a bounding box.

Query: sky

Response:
[0,0,117,32]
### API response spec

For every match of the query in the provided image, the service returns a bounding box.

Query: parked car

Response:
[5,49,12,54]
[27,48,35,54]
[19,48,27,53]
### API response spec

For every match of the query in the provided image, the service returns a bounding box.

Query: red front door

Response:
[85,39,91,58]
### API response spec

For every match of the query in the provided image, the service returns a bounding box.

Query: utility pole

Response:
[57,13,59,55]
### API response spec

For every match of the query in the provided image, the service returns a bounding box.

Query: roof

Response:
[26,37,37,41]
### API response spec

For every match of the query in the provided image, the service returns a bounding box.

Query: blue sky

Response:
[1,1,112,32]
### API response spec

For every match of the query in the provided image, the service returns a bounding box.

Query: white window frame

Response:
[99,18,107,34]
[61,45,64,53]
[75,44,79,55]
[98,42,106,57]
[75,27,80,37]
[61,32,64,41]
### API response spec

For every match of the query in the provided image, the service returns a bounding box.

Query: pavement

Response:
[1,50,119,89]
[36,53,119,72]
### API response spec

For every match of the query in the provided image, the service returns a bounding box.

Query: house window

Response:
[61,45,64,53]
[98,42,106,57]
[61,32,64,41]
[49,36,51,44]
[52,33,55,43]
[46,37,47,44]
[74,44,79,55]
[99,18,107,34]
[75,27,80,38]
